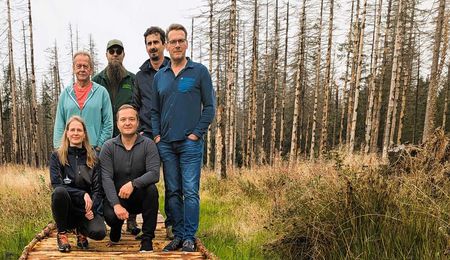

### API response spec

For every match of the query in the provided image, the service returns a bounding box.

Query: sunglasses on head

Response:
[108,48,123,55]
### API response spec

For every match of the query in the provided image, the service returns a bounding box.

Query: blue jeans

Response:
[157,138,204,241]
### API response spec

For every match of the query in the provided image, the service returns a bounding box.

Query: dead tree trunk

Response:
[310,0,324,160]
[364,0,383,154]
[225,0,237,169]
[346,0,361,146]
[349,0,367,154]
[423,0,446,142]
[28,0,40,166]
[269,0,280,165]
[371,0,393,152]
[289,0,307,163]
[339,0,356,146]
[214,20,225,179]
[443,61,450,130]
[7,0,19,163]
[278,1,289,159]
[319,0,334,156]
[246,0,259,168]
[382,0,404,159]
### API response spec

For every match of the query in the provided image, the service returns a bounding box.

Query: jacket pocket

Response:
[178,77,196,93]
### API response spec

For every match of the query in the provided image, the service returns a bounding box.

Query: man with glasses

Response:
[92,39,140,236]
[132,26,174,240]
[151,23,216,252]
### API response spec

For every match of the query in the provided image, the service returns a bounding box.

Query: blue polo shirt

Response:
[151,58,216,142]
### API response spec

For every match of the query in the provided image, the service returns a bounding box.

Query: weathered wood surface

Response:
[20,213,216,259]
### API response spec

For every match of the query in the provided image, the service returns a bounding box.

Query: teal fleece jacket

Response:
[53,82,113,149]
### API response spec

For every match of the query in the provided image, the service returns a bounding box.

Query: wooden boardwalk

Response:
[19,213,216,259]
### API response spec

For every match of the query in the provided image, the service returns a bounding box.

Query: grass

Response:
[3,148,450,259]
[0,165,52,259]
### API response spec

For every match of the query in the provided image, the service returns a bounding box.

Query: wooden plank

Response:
[21,212,216,259]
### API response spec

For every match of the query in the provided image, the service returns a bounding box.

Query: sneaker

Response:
[166,225,174,240]
[126,215,141,236]
[109,225,121,243]
[182,239,195,252]
[57,232,71,252]
[76,232,89,249]
[162,237,182,252]
[139,238,153,252]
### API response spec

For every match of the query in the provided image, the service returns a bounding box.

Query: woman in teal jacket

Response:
[53,51,113,150]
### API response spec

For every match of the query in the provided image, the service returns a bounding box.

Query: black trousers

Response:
[103,184,159,240]
[51,186,106,240]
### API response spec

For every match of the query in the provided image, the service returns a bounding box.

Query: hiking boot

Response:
[76,232,89,249]
[182,239,195,252]
[109,225,121,243]
[57,232,71,252]
[166,225,174,240]
[139,238,153,252]
[162,237,182,252]
[126,214,141,235]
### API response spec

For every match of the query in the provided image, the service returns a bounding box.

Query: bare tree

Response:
[319,0,334,156]
[339,0,356,146]
[269,0,280,165]
[348,0,367,154]
[214,20,226,179]
[443,61,450,130]
[423,0,446,142]
[28,0,40,166]
[382,0,405,159]
[206,0,214,169]
[364,0,383,154]
[225,0,237,169]
[310,0,324,160]
[278,1,289,159]
[246,0,259,168]
[289,0,307,163]
[7,0,19,163]
[371,0,394,152]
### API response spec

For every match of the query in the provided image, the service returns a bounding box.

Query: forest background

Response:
[2,0,450,259]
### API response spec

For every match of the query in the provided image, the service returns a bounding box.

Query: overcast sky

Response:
[32,0,203,86]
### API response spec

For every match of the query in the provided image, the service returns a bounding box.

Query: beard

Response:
[106,63,126,98]
[149,49,160,61]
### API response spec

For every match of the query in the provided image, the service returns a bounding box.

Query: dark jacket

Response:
[100,134,160,207]
[92,69,136,136]
[133,57,170,138]
[50,147,102,215]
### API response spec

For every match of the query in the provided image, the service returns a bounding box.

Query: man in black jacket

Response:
[133,26,173,239]
[100,104,160,252]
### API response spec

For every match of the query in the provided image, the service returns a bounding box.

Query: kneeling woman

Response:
[50,116,106,252]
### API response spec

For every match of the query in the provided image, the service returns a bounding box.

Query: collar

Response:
[162,57,193,72]
[112,133,144,148]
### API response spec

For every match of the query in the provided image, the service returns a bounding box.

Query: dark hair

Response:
[144,26,166,44]
[166,23,188,41]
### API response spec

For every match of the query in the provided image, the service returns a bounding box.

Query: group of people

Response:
[50,24,216,253]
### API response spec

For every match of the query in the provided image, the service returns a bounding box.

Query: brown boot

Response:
[57,232,71,252]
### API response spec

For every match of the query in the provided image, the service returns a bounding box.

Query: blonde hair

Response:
[57,116,96,168]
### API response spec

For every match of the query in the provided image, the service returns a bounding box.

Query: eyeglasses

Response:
[75,64,90,70]
[168,39,186,46]
[108,48,123,55]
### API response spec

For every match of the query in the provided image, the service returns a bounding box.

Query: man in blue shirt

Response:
[151,23,215,252]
